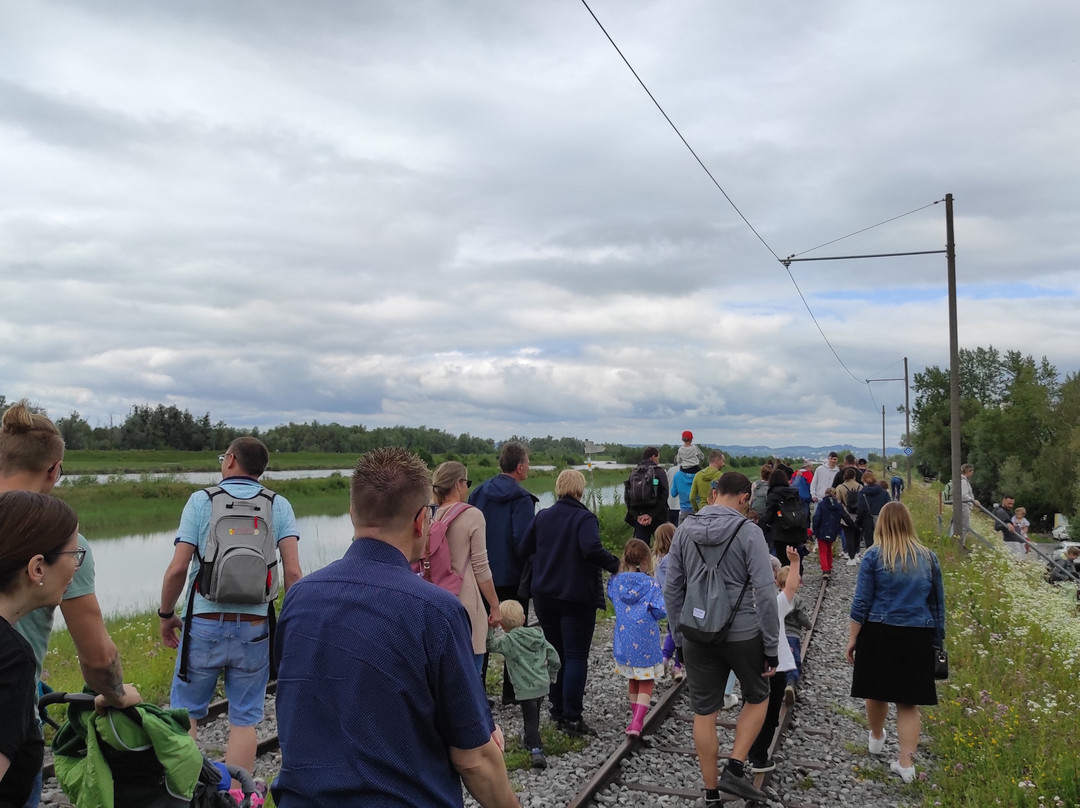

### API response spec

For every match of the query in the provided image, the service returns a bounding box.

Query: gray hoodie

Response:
[663,504,780,655]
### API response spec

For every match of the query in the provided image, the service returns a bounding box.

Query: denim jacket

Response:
[850,545,945,645]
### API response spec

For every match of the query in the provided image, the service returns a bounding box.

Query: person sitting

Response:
[1048,546,1080,584]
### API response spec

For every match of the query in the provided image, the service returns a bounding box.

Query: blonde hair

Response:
[431,461,467,505]
[0,401,64,475]
[652,522,675,562]
[555,469,586,499]
[1015,506,1026,518]
[620,538,653,575]
[500,599,525,631]
[873,501,929,571]
[776,566,790,587]
[824,487,836,498]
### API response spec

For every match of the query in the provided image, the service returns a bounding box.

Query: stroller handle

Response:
[38,691,97,709]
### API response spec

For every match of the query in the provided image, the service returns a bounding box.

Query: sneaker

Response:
[718,766,768,802]
[784,685,796,706]
[530,749,548,769]
[890,760,916,783]
[868,730,887,755]
[701,788,723,806]
[846,556,860,567]
[822,570,831,579]
[723,693,740,710]
[673,666,686,681]
[748,756,776,773]
[560,719,598,738]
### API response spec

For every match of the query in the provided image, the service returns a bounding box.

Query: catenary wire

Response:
[789,198,944,259]
[578,0,906,400]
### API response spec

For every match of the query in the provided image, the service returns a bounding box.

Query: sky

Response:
[2,0,1078,449]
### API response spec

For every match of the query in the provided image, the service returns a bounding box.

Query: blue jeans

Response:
[532,595,596,723]
[171,614,271,726]
[785,635,803,686]
[21,769,42,808]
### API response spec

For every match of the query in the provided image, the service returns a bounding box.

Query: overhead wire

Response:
[788,198,945,259]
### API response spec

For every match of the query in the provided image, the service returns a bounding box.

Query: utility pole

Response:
[881,406,886,478]
[946,193,962,539]
[904,356,912,491]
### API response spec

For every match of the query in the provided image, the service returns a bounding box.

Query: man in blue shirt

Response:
[272,447,518,808]
[158,437,302,779]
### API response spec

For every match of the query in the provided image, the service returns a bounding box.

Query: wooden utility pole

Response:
[946,193,962,538]
[881,406,887,478]
[904,356,912,491]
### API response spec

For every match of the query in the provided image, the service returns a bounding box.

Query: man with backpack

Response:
[689,450,726,513]
[664,472,778,804]
[624,447,669,544]
[159,437,302,780]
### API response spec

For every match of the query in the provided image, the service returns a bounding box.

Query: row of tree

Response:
[910,345,1080,528]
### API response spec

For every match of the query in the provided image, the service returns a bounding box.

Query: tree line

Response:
[910,345,1080,528]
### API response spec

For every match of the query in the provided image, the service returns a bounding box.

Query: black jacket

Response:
[760,484,806,546]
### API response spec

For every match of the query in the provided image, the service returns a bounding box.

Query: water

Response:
[62,468,354,486]
[81,482,625,619]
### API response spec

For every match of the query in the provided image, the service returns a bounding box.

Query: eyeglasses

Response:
[461,478,473,488]
[414,504,438,522]
[218,454,231,464]
[50,547,87,568]
[50,461,64,482]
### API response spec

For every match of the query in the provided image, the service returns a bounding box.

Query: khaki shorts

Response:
[683,633,769,714]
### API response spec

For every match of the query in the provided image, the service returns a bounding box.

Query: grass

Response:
[902,483,1080,806]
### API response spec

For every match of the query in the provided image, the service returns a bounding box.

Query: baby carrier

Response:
[40,691,261,808]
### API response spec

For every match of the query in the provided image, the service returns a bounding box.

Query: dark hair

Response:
[712,471,752,497]
[0,491,78,593]
[768,468,790,488]
[227,437,270,477]
[0,401,64,475]
[843,467,857,481]
[759,464,771,481]
[828,451,839,459]
[857,458,868,466]
[642,447,659,461]
[498,441,529,473]
[351,447,431,529]
[844,454,855,464]
[620,538,652,575]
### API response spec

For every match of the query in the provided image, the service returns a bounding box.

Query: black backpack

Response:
[625,462,659,507]
[775,490,807,531]
[843,483,861,513]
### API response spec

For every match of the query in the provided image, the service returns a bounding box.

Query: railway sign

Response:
[903,447,915,456]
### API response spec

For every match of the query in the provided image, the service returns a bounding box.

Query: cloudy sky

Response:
[2,1,1078,449]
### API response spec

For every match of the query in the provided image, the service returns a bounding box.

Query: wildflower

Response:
[1019,780,1036,789]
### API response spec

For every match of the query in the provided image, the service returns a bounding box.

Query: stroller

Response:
[39,691,261,808]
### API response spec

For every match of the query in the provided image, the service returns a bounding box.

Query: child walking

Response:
[781,565,812,705]
[652,524,684,681]
[811,487,854,578]
[486,600,561,768]
[608,538,667,736]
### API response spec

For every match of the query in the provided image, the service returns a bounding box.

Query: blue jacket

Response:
[850,544,945,644]
[468,474,538,588]
[668,469,696,513]
[608,571,666,668]
[792,472,811,501]
[520,495,619,608]
[856,484,892,544]
[812,496,853,540]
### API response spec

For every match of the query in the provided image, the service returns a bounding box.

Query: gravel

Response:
[41,550,930,807]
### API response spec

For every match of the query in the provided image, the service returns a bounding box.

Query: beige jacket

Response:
[436,503,494,654]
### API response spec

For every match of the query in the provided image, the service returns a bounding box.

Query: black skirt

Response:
[850,621,938,705]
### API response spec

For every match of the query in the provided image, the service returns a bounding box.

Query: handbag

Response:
[933,646,949,679]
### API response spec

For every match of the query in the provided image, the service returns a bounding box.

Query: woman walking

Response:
[846,501,945,782]
[520,469,619,737]
[430,461,501,675]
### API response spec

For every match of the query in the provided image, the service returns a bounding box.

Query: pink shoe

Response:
[230,788,265,807]
[626,703,648,736]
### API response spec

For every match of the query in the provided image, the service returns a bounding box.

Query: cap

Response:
[682,430,693,441]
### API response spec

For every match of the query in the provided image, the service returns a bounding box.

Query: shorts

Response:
[170,615,270,726]
[682,633,769,714]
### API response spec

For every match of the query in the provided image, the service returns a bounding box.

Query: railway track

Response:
[567,567,831,807]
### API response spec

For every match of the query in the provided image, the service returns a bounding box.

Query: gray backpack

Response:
[749,480,769,516]
[679,518,750,644]
[195,485,280,604]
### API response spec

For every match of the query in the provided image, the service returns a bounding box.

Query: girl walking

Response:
[811,487,855,578]
[652,524,684,680]
[608,539,666,736]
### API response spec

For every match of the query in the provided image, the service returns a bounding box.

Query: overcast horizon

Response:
[3,1,1078,449]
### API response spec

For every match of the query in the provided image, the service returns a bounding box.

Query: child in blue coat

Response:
[811,487,854,578]
[608,538,666,736]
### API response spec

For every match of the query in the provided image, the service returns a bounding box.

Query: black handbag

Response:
[933,646,949,680]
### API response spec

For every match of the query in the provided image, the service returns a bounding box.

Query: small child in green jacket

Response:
[486,600,561,769]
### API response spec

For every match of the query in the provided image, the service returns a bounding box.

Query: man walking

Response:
[469,440,538,701]
[159,437,302,777]
[272,447,518,808]
[624,447,670,544]
[810,452,839,504]
[664,472,779,804]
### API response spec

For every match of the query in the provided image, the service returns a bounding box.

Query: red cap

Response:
[681,431,693,441]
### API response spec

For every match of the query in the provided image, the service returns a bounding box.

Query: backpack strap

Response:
[420,502,471,575]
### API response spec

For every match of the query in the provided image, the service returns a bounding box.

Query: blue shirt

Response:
[850,544,945,644]
[272,538,494,808]
[176,477,299,616]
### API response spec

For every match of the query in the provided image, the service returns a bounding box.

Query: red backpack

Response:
[412,502,471,595]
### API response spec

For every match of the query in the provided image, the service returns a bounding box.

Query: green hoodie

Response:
[486,626,561,701]
[690,466,724,511]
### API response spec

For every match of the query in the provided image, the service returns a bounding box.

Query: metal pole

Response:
[882,406,887,478]
[945,193,962,539]
[904,356,912,491]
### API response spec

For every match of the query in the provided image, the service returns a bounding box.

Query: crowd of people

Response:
[10,410,1049,806]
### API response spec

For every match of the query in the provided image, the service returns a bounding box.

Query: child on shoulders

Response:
[486,600,561,769]
[608,538,666,736]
